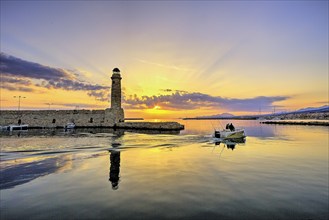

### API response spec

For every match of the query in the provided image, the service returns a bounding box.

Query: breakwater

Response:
[260,120,329,126]
[116,122,184,130]
[0,110,184,130]
[261,112,329,120]
[0,109,121,127]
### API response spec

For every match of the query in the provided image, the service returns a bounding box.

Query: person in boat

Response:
[228,123,235,131]
[226,144,236,150]
[214,130,221,138]
[226,123,230,129]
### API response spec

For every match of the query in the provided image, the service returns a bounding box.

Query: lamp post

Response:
[47,103,53,110]
[13,96,26,111]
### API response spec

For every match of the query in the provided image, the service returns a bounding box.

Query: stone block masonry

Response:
[0,109,122,128]
[116,122,184,130]
[0,110,184,130]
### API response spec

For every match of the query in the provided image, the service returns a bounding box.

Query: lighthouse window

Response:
[52,119,56,123]
[18,119,22,125]
[89,118,93,123]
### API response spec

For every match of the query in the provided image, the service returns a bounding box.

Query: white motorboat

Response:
[213,128,246,139]
[7,124,29,131]
[65,123,76,129]
[0,126,9,130]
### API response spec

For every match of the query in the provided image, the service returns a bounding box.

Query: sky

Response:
[0,1,328,119]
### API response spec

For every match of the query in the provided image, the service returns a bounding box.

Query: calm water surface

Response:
[0,120,328,220]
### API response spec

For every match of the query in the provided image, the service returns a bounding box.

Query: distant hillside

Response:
[259,105,329,120]
[199,113,235,118]
[183,112,257,120]
[184,105,329,120]
[293,105,329,114]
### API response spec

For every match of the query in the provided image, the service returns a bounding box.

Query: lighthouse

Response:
[106,68,124,124]
[111,68,122,109]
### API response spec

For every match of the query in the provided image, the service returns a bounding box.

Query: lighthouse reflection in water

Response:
[109,144,121,190]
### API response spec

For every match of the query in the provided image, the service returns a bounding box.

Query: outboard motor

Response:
[214,131,221,138]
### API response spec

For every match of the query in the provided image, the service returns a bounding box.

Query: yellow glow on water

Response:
[0,123,327,220]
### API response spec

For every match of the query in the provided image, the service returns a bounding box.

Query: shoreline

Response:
[0,121,185,132]
[182,117,258,120]
[183,111,329,121]
[260,120,329,126]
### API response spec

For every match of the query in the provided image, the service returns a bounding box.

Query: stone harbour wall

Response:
[117,122,184,130]
[0,69,184,131]
[0,109,185,130]
[0,109,124,127]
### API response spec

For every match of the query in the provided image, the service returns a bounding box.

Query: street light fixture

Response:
[46,103,53,110]
[13,96,26,111]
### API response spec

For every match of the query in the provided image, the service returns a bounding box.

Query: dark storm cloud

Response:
[0,52,70,80]
[1,74,32,86]
[0,53,110,100]
[45,79,109,91]
[124,91,288,112]
[1,83,35,92]
[87,90,109,102]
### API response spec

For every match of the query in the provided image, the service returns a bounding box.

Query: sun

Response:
[153,105,161,110]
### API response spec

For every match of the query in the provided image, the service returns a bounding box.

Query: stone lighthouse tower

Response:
[111,68,122,109]
[105,68,124,124]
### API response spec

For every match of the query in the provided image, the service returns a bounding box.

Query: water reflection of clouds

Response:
[1,121,313,190]
[0,155,70,190]
[0,152,106,190]
[0,129,185,190]
[244,124,276,138]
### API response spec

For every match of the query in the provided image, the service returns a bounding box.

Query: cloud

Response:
[1,84,35,92]
[160,89,173,92]
[0,74,34,92]
[160,89,188,93]
[0,52,70,80]
[0,53,110,100]
[1,74,32,86]
[123,90,289,112]
[87,90,109,102]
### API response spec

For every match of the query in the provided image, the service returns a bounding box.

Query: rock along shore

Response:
[260,121,329,126]
[116,122,184,130]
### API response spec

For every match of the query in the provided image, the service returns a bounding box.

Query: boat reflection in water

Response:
[214,137,246,150]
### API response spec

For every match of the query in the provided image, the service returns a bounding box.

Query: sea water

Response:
[0,120,328,219]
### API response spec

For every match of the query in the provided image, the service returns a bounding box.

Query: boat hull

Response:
[214,129,246,139]
[65,123,76,129]
[7,124,28,131]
